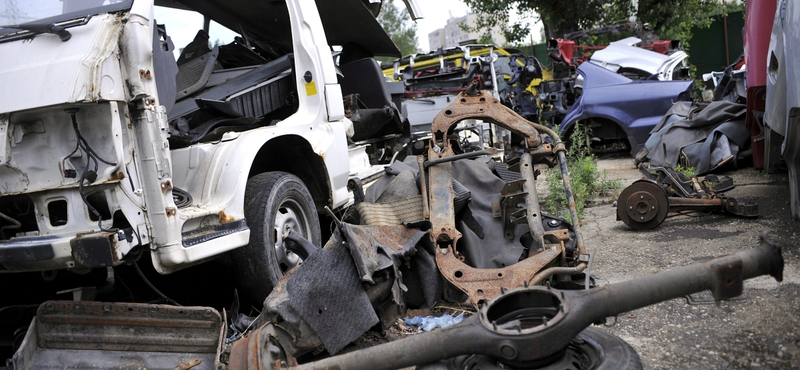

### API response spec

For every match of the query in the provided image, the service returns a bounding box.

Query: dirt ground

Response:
[582,157,800,369]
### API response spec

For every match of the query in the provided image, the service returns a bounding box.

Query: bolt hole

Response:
[445,110,452,115]
[460,98,466,102]
[477,289,484,296]
[498,273,503,277]
[455,271,463,278]
[480,97,486,102]
[318,309,323,315]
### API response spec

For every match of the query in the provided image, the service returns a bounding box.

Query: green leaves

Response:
[376,0,418,61]
[542,121,621,219]
[461,0,724,46]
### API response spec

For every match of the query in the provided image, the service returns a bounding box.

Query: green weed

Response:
[674,164,696,178]
[541,122,622,219]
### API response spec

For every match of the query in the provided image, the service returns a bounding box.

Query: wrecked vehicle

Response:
[0,0,415,311]
[547,22,689,81]
[589,37,689,81]
[542,62,694,156]
[764,0,800,220]
[384,45,545,152]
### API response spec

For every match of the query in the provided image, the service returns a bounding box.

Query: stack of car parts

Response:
[617,164,759,229]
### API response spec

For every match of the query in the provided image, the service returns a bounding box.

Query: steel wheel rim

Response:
[273,197,308,273]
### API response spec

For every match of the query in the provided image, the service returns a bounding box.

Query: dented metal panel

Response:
[12,301,223,370]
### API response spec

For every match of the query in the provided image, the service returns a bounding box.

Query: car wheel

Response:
[232,171,320,305]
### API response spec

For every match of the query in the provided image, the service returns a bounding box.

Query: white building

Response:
[427,13,507,51]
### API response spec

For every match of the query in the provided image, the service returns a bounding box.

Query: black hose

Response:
[133,262,181,306]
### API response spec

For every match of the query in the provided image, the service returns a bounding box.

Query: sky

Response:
[413,0,471,51]
[411,0,543,52]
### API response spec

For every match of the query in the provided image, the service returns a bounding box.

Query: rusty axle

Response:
[289,239,782,370]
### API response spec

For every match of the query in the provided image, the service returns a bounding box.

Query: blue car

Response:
[559,62,694,156]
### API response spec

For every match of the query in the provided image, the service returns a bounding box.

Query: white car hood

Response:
[0,14,126,114]
[589,37,687,80]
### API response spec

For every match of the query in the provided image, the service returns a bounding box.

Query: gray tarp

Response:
[643,100,750,175]
[365,157,526,269]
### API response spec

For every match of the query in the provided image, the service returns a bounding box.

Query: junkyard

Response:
[0,0,799,369]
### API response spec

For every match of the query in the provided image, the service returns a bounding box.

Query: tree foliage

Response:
[376,0,418,61]
[462,0,725,45]
[636,0,723,43]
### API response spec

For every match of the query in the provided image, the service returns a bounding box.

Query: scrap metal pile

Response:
[9,84,786,370]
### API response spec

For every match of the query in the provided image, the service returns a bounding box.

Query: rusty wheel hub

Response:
[617,180,669,230]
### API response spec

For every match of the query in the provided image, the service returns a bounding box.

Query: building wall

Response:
[427,13,507,51]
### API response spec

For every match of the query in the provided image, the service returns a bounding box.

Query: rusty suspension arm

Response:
[289,240,783,370]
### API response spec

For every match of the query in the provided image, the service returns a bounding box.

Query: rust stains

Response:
[218,210,235,224]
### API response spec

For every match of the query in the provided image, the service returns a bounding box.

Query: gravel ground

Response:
[581,157,800,369]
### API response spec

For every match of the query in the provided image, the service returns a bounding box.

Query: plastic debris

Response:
[404,313,464,332]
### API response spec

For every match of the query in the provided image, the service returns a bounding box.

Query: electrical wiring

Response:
[62,109,118,232]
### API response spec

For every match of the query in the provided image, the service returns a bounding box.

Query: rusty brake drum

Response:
[616,180,669,230]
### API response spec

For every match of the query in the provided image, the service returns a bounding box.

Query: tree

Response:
[376,0,418,61]
[462,0,724,45]
[462,0,633,42]
[636,0,726,42]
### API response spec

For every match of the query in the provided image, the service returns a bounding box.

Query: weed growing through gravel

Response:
[542,122,621,219]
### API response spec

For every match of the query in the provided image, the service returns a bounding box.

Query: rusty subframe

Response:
[425,83,587,308]
[282,239,783,370]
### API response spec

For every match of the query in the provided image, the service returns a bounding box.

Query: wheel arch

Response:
[248,134,332,212]
[561,115,632,152]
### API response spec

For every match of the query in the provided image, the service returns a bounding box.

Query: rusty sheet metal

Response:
[35,301,222,352]
[436,243,562,307]
[11,301,223,370]
[175,358,203,370]
[70,231,120,269]
[428,149,460,247]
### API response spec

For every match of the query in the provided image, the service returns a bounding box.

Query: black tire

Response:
[576,326,643,370]
[231,172,320,305]
[431,326,642,370]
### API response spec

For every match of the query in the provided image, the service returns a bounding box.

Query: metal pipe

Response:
[528,262,587,286]
[516,121,586,254]
[0,210,22,239]
[424,148,497,168]
[417,156,430,220]
[668,197,725,211]
[556,150,586,254]
[520,153,546,248]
